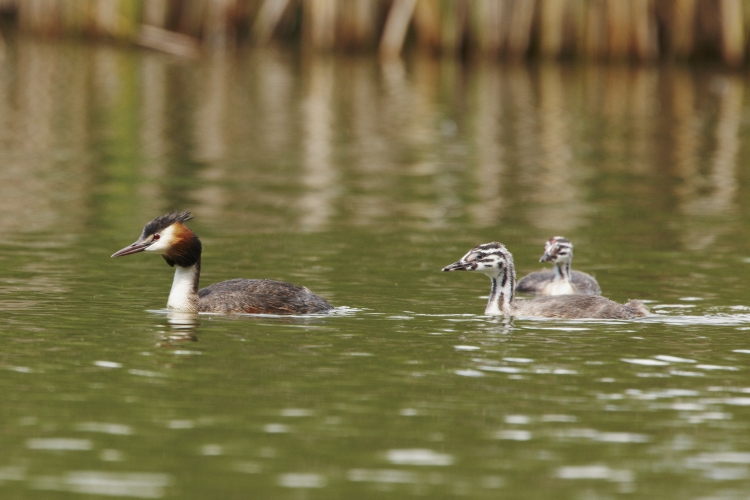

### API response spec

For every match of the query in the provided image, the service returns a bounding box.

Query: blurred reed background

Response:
[1,0,749,65]
[0,39,743,246]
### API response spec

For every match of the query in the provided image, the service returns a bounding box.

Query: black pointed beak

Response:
[442,261,471,272]
[540,253,554,263]
[111,240,152,258]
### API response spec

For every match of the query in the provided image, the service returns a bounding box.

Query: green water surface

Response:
[1,40,750,499]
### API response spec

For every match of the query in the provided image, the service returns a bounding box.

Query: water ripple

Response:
[387,449,454,466]
[278,473,326,488]
[27,438,92,451]
[555,465,634,482]
[348,469,418,484]
[31,471,171,498]
[76,422,133,435]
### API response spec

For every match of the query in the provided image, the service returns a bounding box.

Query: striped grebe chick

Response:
[516,236,601,296]
[443,242,647,319]
[111,211,333,315]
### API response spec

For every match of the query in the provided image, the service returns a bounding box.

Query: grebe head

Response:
[111,210,201,267]
[540,236,573,264]
[442,242,512,279]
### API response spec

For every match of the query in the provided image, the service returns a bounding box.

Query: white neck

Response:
[167,264,200,311]
[553,261,571,281]
[485,269,515,316]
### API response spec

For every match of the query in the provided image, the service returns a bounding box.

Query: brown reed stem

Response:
[670,0,697,58]
[444,1,470,56]
[205,0,233,50]
[143,0,169,28]
[253,0,292,45]
[632,0,657,60]
[379,0,417,59]
[338,0,377,49]
[135,24,201,58]
[177,0,206,38]
[720,0,745,66]
[607,0,631,59]
[412,0,441,52]
[539,0,564,59]
[469,0,503,57]
[506,0,535,58]
[585,0,606,60]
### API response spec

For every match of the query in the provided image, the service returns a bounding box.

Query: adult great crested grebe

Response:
[516,236,601,296]
[111,211,333,315]
[443,242,647,319]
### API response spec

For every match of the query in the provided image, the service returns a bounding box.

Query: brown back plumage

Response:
[512,295,647,319]
[198,279,333,314]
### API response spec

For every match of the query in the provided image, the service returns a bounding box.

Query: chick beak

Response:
[442,261,472,272]
[540,251,556,263]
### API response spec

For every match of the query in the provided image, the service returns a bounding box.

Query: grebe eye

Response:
[153,234,160,241]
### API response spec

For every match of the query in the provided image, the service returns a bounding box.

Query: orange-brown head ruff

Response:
[161,222,202,268]
[111,211,202,268]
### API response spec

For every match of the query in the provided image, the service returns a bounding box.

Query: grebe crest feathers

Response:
[142,210,194,238]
